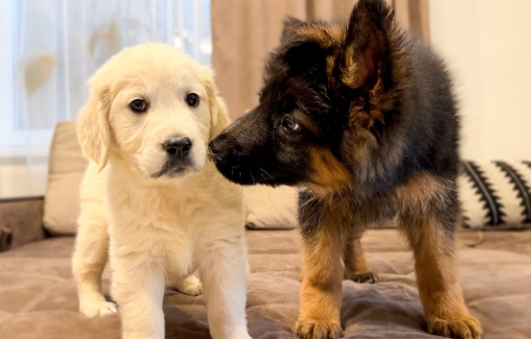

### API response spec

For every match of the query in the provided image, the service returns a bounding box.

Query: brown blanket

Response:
[1,229,530,339]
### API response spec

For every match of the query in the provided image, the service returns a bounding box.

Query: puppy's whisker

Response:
[256,167,274,181]
[249,169,256,185]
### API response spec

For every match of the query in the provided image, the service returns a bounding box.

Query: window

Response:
[0,0,211,198]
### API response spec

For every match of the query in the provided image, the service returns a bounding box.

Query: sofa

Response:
[1,122,530,339]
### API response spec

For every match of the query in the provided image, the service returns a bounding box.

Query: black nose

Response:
[164,137,192,159]
[209,136,229,163]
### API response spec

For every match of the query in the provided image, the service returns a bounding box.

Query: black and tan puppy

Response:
[209,1,481,338]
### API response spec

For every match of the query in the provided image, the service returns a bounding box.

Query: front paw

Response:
[174,274,203,297]
[427,315,482,339]
[295,318,343,339]
[80,300,118,317]
[175,275,202,296]
[345,271,379,284]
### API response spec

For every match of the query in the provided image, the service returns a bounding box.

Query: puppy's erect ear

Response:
[203,70,230,140]
[77,80,111,171]
[340,0,394,90]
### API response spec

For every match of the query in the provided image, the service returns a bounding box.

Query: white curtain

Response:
[0,0,211,198]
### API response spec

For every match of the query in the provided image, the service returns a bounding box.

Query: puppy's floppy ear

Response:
[203,70,230,140]
[77,79,111,171]
[340,0,394,89]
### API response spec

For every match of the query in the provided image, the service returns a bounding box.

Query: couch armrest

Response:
[0,197,45,252]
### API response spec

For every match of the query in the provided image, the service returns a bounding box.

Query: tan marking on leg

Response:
[344,237,379,284]
[295,215,344,339]
[402,216,482,339]
[394,171,449,212]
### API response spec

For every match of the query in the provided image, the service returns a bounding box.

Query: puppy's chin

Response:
[212,159,300,187]
[150,162,202,180]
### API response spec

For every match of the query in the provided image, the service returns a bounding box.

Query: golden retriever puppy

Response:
[72,43,251,339]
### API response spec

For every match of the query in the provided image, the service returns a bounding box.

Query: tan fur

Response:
[341,45,365,89]
[295,24,345,48]
[295,26,333,48]
[395,173,481,338]
[401,216,482,338]
[306,147,351,197]
[296,214,344,339]
[326,54,337,79]
[327,25,345,42]
[344,237,379,283]
[394,172,451,213]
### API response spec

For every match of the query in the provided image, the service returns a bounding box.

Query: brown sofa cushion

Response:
[1,229,530,339]
[0,198,45,251]
[43,121,88,235]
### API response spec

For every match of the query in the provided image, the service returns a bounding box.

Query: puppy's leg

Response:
[172,274,202,296]
[295,199,344,339]
[112,260,166,339]
[402,210,482,339]
[343,230,378,284]
[72,211,117,317]
[198,236,251,339]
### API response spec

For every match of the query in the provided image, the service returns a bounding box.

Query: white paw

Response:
[80,300,118,317]
[175,275,202,296]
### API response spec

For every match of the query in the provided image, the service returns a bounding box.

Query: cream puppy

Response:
[72,43,251,339]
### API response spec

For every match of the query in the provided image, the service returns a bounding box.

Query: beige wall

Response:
[429,0,531,161]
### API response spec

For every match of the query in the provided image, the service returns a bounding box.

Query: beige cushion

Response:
[43,121,88,235]
[244,185,298,230]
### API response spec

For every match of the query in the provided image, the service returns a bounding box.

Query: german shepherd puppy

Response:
[209,0,481,338]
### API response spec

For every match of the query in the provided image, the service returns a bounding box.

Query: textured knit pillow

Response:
[458,161,531,230]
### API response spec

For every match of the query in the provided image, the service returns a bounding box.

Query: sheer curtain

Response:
[0,0,211,198]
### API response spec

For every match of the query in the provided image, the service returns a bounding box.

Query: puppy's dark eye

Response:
[186,93,200,107]
[130,99,147,113]
[281,115,301,133]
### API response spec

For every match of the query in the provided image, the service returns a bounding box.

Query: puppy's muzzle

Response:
[164,137,192,159]
[209,135,229,164]
[152,136,196,178]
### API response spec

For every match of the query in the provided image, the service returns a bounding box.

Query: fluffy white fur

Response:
[72,43,251,339]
